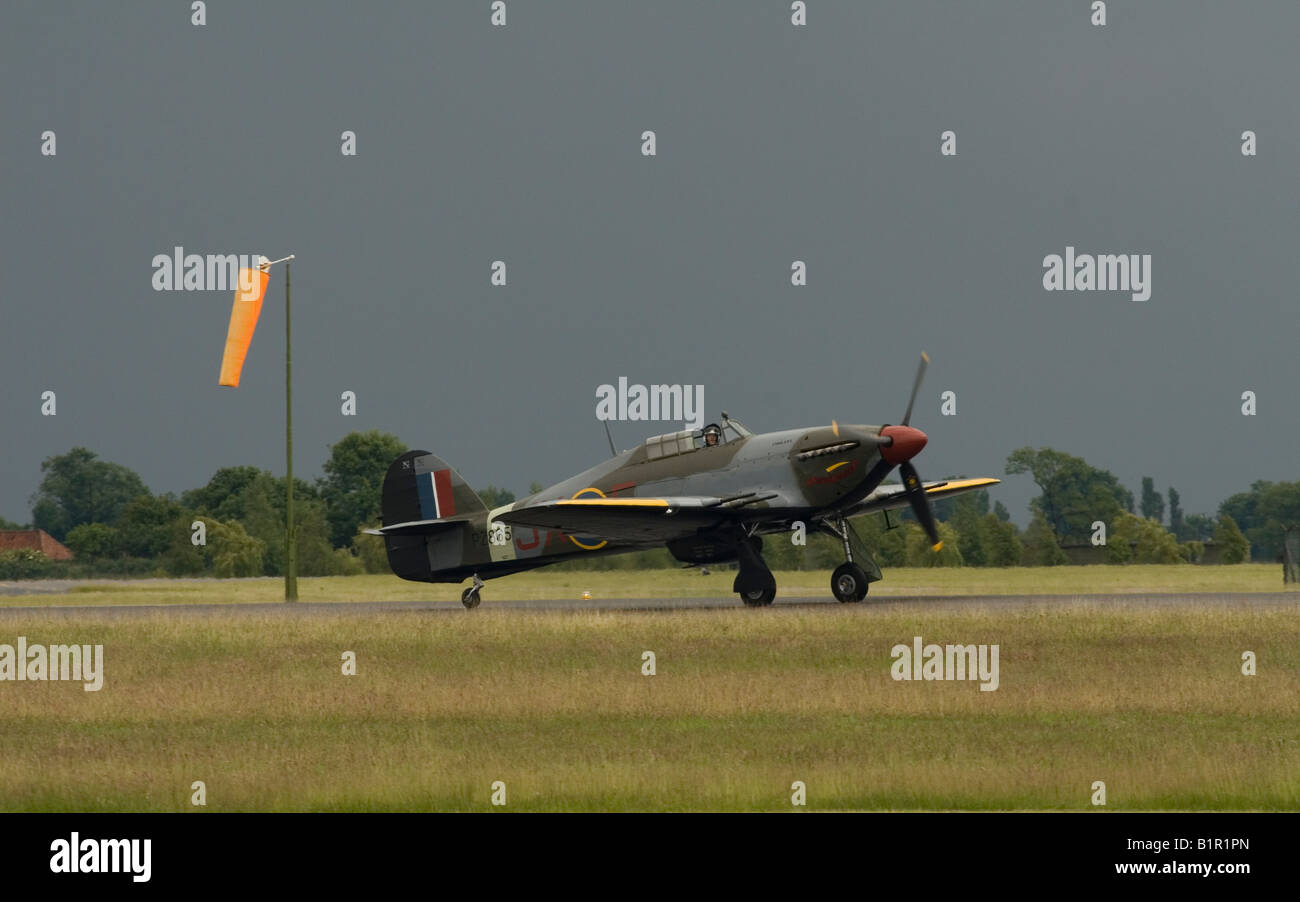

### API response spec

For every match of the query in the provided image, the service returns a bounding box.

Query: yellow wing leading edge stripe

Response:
[555,498,672,507]
[554,481,999,507]
[924,477,1000,494]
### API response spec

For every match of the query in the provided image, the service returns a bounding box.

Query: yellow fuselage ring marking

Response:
[569,487,609,550]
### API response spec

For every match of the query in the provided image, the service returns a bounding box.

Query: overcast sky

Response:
[2,1,1297,527]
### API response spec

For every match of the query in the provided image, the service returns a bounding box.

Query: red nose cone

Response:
[880,425,928,464]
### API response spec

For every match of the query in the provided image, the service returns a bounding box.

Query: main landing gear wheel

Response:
[831,562,869,602]
[738,571,777,607]
[733,536,776,606]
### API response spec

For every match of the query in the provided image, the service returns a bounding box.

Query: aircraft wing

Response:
[846,477,1001,517]
[495,496,751,543]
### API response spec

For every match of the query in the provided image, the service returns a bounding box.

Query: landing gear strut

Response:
[461,574,484,609]
[826,518,871,602]
[733,535,776,606]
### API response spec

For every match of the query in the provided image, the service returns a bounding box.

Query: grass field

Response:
[1,596,1298,811]
[1,563,1293,607]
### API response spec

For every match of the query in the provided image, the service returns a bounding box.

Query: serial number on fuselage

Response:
[470,522,512,547]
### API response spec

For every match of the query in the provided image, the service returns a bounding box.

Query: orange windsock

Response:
[218,268,270,387]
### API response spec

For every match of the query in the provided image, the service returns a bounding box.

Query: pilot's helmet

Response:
[702,424,722,446]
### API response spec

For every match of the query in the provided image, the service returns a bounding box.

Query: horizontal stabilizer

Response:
[365,518,469,537]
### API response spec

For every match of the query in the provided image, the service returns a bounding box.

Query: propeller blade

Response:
[900,351,929,427]
[900,460,942,551]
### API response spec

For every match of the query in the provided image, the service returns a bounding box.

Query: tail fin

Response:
[381,450,488,526]
[380,450,487,582]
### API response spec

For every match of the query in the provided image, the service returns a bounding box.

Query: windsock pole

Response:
[276,256,298,602]
[217,253,297,601]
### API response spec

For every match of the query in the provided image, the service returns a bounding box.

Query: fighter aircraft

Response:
[369,354,998,607]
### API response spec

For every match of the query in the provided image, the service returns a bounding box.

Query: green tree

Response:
[1005,447,1132,543]
[871,515,910,567]
[1182,513,1216,541]
[184,466,317,523]
[184,467,329,575]
[948,493,987,566]
[318,430,408,548]
[241,477,285,573]
[30,447,149,540]
[163,516,265,577]
[205,519,266,577]
[161,516,204,575]
[1219,483,1266,560]
[64,522,122,560]
[117,494,186,558]
[1020,512,1067,566]
[1108,513,1183,564]
[992,501,1011,522]
[930,485,989,523]
[760,527,800,570]
[1256,482,1300,560]
[807,530,848,570]
[352,522,390,573]
[1214,514,1250,564]
[181,465,265,519]
[1179,540,1204,563]
[1140,477,1164,524]
[478,485,516,509]
[1167,487,1185,540]
[979,513,1022,567]
[293,498,362,575]
[1218,481,1300,561]
[239,484,338,577]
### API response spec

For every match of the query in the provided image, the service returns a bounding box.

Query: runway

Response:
[0,592,1296,618]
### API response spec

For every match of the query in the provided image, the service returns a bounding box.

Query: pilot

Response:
[702,424,722,447]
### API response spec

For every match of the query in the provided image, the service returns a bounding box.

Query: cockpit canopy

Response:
[641,416,752,460]
[643,428,697,460]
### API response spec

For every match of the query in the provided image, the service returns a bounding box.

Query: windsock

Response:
[218,266,270,387]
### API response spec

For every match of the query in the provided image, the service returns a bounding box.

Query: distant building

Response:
[0,529,74,561]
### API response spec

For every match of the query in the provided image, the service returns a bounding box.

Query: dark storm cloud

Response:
[2,1,1296,524]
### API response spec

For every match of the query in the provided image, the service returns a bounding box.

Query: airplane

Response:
[368,353,999,608]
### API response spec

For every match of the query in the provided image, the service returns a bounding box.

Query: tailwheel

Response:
[462,574,484,609]
[831,562,869,603]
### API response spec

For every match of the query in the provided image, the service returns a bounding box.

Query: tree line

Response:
[0,431,407,579]
[0,439,1291,578]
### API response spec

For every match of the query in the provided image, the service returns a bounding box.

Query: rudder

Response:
[380,450,487,582]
